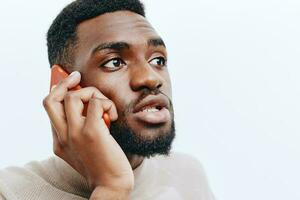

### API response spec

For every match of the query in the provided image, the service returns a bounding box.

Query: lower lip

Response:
[133,107,171,124]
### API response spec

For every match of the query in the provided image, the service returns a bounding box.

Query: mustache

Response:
[125,88,172,114]
[140,88,170,100]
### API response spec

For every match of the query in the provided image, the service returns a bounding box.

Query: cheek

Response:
[110,89,132,114]
[82,68,126,97]
[161,71,173,99]
[96,78,133,115]
[79,62,135,115]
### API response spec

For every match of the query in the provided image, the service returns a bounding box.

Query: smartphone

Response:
[50,65,111,128]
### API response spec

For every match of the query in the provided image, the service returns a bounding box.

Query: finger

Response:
[64,86,108,123]
[43,95,68,146]
[89,97,118,122]
[66,86,108,103]
[84,98,117,133]
[43,71,81,146]
[51,124,64,157]
[66,87,118,121]
[49,71,81,102]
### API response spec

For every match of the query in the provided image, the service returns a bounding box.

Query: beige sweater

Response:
[0,152,215,200]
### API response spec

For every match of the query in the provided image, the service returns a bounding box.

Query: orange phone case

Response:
[50,65,111,128]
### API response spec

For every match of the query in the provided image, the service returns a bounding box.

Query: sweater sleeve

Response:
[0,166,87,200]
[0,193,6,200]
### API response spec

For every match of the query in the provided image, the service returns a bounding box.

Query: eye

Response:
[149,57,167,67]
[101,58,126,69]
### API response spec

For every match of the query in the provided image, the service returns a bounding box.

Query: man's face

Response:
[72,11,175,157]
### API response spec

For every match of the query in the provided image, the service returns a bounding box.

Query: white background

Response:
[0,0,299,200]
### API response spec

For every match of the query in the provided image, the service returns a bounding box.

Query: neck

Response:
[126,154,144,170]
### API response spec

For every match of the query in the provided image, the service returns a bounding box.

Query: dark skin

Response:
[43,11,172,199]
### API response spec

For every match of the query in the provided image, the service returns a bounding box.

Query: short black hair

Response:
[47,0,145,69]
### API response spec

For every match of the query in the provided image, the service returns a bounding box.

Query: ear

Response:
[50,65,69,92]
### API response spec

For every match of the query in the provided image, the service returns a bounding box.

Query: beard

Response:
[109,118,175,158]
[109,92,176,158]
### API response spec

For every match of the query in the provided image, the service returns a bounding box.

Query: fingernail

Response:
[69,71,80,78]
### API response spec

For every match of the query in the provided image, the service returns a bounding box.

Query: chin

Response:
[110,118,176,158]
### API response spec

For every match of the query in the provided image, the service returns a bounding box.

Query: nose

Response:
[129,62,163,92]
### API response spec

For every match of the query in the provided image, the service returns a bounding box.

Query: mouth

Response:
[132,95,171,125]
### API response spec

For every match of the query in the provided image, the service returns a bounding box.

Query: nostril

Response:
[129,65,164,91]
[157,83,162,89]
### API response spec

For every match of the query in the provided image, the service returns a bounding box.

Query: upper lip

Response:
[133,94,170,113]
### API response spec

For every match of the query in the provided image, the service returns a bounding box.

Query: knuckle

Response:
[87,86,98,92]
[102,98,115,108]
[96,97,109,103]
[89,86,102,95]
[104,98,114,105]
[59,140,67,148]
[57,135,68,148]
[69,133,80,144]
[59,79,68,87]
[53,145,62,156]
[64,91,76,102]
[42,96,52,109]
[87,86,105,97]
[100,98,110,102]
[89,98,99,104]
[82,126,96,140]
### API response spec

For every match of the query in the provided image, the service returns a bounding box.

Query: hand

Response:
[43,71,134,193]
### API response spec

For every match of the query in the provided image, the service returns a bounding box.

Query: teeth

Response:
[142,107,159,112]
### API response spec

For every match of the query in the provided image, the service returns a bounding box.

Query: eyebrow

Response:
[91,37,166,55]
[92,42,130,55]
[148,38,166,48]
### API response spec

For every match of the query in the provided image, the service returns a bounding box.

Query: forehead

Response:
[76,11,159,47]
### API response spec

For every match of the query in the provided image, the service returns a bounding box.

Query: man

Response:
[0,0,215,199]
